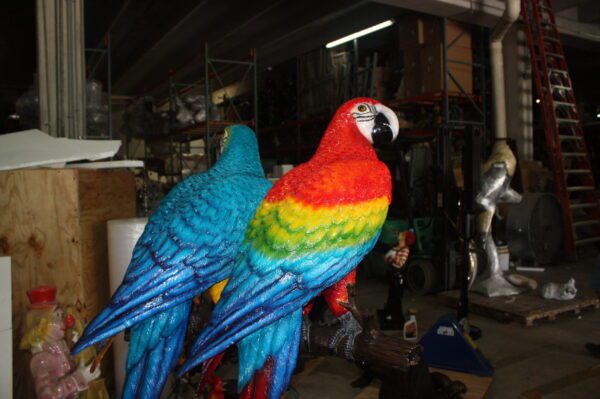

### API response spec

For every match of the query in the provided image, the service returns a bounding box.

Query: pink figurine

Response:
[19,286,100,399]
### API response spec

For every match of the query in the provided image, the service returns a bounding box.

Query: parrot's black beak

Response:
[371,112,394,146]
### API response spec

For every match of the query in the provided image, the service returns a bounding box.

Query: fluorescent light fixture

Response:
[326,20,394,48]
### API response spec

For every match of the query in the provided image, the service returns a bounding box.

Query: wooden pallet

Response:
[439,290,600,326]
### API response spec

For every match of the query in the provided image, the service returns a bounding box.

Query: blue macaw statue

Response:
[72,125,271,399]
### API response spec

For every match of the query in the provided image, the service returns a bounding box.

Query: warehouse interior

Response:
[1,0,600,398]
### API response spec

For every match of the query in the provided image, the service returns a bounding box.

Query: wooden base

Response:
[439,290,600,326]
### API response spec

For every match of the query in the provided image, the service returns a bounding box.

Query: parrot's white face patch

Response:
[351,103,399,144]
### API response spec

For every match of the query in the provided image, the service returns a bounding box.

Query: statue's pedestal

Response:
[471,274,527,297]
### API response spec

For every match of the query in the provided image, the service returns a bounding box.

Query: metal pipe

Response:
[76,0,86,138]
[67,0,74,138]
[210,58,254,66]
[57,0,63,136]
[490,0,520,140]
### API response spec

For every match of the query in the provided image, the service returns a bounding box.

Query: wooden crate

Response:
[0,168,136,397]
[439,290,600,326]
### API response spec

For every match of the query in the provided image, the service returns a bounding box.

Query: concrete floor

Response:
[173,257,600,399]
[290,256,600,399]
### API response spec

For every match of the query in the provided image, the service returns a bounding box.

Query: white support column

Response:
[504,25,534,159]
[0,257,12,399]
[36,0,86,138]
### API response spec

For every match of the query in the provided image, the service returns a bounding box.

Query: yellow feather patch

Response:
[247,196,389,256]
[208,279,229,304]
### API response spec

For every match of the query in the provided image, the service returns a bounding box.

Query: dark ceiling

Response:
[0,1,37,120]
[2,0,599,123]
[86,0,406,100]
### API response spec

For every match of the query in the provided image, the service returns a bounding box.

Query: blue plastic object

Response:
[419,314,494,376]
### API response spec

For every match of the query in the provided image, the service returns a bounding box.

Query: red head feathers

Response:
[313,97,399,163]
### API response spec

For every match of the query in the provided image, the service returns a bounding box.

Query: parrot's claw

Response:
[301,315,311,351]
[339,299,361,324]
[328,312,362,360]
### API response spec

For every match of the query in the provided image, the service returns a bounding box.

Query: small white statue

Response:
[541,278,577,301]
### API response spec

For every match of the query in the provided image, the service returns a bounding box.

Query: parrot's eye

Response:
[357,104,367,112]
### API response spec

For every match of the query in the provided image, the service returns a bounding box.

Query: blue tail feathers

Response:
[237,309,302,399]
[122,301,191,399]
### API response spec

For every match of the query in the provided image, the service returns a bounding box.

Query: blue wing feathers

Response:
[73,174,270,355]
[180,238,379,377]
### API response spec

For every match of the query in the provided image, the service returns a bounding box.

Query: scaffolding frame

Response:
[144,44,258,184]
[204,43,258,166]
[441,18,487,132]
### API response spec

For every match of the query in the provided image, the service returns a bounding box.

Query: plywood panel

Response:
[0,168,136,397]
[0,169,84,330]
[0,169,84,398]
[78,169,136,323]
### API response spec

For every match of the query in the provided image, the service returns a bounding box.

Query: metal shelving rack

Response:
[391,18,488,135]
[388,18,489,292]
[144,44,258,183]
[442,18,487,131]
[260,45,379,162]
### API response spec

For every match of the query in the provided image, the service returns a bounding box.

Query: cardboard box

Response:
[420,44,473,94]
[373,66,392,101]
[398,15,425,49]
[423,19,472,49]
[520,160,554,192]
[398,48,422,98]
[189,138,206,155]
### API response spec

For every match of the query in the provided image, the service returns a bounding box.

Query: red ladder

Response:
[521,0,600,256]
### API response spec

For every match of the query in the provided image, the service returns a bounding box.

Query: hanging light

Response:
[326,20,394,48]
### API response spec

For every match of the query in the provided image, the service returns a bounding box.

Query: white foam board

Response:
[63,160,144,169]
[0,328,13,399]
[0,257,10,331]
[0,129,121,171]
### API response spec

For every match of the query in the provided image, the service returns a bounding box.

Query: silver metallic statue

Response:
[471,141,525,297]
